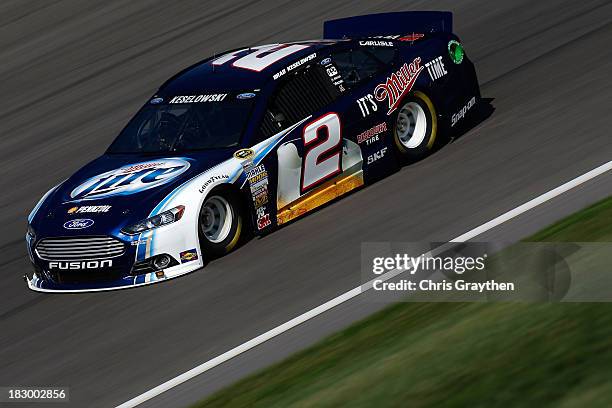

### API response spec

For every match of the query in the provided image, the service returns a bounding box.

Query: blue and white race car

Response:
[26,11,480,292]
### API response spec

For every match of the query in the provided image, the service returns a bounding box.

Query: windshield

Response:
[107,93,255,153]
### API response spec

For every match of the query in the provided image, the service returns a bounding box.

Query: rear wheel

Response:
[392,91,438,162]
[199,192,243,258]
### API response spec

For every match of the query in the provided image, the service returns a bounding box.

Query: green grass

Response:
[193,197,612,408]
[527,196,612,242]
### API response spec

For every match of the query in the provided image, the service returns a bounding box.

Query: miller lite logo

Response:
[374,57,424,115]
[70,158,190,200]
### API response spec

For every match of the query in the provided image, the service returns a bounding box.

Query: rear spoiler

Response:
[323,11,452,39]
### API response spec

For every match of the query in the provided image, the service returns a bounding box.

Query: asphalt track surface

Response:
[0,1,611,407]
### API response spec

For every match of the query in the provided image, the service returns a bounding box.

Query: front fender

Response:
[135,160,243,265]
[139,118,310,263]
[28,180,65,223]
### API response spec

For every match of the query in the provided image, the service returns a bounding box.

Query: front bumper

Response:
[26,228,203,293]
[24,261,200,293]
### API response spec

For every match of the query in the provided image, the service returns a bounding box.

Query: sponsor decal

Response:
[273,52,317,80]
[130,238,150,246]
[374,57,424,115]
[236,92,256,99]
[448,40,464,64]
[49,260,112,269]
[247,165,270,208]
[246,165,266,178]
[367,147,388,165]
[180,249,199,263]
[241,160,254,172]
[250,178,268,191]
[63,219,94,230]
[357,122,387,145]
[121,162,163,172]
[368,34,423,42]
[67,205,111,214]
[70,158,190,200]
[168,94,227,103]
[257,214,271,229]
[247,166,268,184]
[256,206,272,230]
[356,93,378,118]
[150,97,164,104]
[374,57,423,115]
[370,34,401,40]
[326,65,338,77]
[249,164,271,230]
[451,96,476,127]
[321,58,344,89]
[199,174,229,194]
[253,188,268,207]
[251,179,268,193]
[234,148,254,160]
[399,33,425,42]
[425,56,447,81]
[359,40,393,47]
[320,57,332,65]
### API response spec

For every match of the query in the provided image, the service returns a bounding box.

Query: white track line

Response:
[116,160,612,408]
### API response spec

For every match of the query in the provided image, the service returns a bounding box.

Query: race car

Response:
[25,11,481,292]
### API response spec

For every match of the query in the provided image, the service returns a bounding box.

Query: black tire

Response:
[198,190,244,258]
[392,91,438,162]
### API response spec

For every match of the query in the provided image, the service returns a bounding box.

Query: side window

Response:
[332,46,396,88]
[260,63,341,139]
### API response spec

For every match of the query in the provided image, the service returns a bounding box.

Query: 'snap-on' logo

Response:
[374,57,424,115]
[70,159,190,200]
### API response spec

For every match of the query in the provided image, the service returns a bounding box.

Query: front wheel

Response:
[198,192,243,258]
[392,91,438,162]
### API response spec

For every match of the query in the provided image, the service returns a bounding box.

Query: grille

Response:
[36,236,125,261]
[49,267,125,284]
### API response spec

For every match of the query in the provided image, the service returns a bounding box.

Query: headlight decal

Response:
[122,205,185,235]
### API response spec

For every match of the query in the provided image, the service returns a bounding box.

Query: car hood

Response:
[31,150,235,236]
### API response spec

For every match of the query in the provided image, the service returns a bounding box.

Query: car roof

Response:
[158,40,342,95]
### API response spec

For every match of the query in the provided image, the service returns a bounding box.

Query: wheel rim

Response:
[396,101,428,149]
[201,195,233,244]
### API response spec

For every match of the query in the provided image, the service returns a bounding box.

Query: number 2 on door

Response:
[301,113,342,193]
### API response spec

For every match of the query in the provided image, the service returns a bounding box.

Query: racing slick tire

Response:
[198,190,244,258]
[392,91,438,162]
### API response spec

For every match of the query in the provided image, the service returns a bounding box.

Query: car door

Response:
[254,56,365,226]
